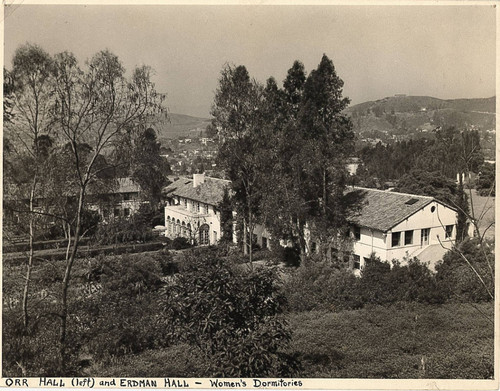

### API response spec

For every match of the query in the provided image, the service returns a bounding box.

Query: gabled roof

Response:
[116,177,141,193]
[345,187,440,232]
[163,176,231,206]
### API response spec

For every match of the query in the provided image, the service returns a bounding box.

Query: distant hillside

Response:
[345,96,495,159]
[154,113,212,142]
[347,96,495,115]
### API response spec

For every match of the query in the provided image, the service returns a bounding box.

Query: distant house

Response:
[88,177,143,220]
[200,137,214,146]
[163,173,230,245]
[345,187,460,272]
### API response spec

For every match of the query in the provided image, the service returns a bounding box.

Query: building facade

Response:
[345,187,459,271]
[87,177,143,221]
[163,173,230,245]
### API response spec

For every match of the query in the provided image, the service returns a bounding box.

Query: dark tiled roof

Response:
[163,176,231,206]
[345,187,434,232]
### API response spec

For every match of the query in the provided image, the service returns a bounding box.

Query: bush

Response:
[283,259,361,312]
[74,254,167,359]
[160,250,297,377]
[435,238,494,302]
[271,245,301,267]
[283,256,445,313]
[171,236,191,250]
[359,257,446,305]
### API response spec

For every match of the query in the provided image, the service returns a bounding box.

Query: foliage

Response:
[130,127,172,206]
[283,256,445,313]
[260,56,355,258]
[211,64,268,261]
[435,238,494,303]
[171,236,192,250]
[160,250,297,377]
[357,127,484,184]
[358,257,445,305]
[476,162,495,196]
[72,254,167,359]
[394,170,458,205]
[283,259,361,312]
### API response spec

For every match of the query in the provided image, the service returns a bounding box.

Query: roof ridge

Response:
[351,186,434,200]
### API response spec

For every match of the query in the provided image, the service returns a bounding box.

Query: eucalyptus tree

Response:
[4,43,56,330]
[211,64,267,263]
[50,49,165,371]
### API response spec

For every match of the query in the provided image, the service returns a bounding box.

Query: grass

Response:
[468,189,495,241]
[87,302,494,379]
[287,302,494,379]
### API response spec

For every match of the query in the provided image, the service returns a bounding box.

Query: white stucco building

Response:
[163,173,231,245]
[345,187,460,271]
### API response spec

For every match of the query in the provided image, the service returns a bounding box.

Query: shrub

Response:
[160,250,297,377]
[359,257,446,305]
[74,254,167,359]
[283,259,361,312]
[283,256,445,313]
[271,245,301,267]
[435,238,494,302]
[171,236,191,250]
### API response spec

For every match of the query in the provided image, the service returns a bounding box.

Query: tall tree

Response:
[130,127,171,208]
[4,43,55,330]
[49,49,164,372]
[211,64,266,264]
[262,55,355,259]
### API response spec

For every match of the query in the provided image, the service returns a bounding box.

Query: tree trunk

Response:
[243,220,248,256]
[59,185,85,373]
[22,175,37,330]
[296,218,306,263]
[322,168,327,215]
[248,208,253,266]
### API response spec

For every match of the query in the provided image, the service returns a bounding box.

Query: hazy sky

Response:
[4,4,496,117]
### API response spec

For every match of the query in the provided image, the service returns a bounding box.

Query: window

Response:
[353,226,361,240]
[262,237,268,249]
[310,241,316,253]
[196,202,200,213]
[404,230,414,245]
[421,228,430,245]
[184,198,187,207]
[114,208,120,217]
[213,231,218,243]
[124,208,130,217]
[123,193,131,201]
[353,255,361,270]
[445,225,454,239]
[391,232,401,247]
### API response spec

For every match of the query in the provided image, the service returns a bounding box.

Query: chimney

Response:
[193,173,205,188]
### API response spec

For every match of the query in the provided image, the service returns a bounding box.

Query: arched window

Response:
[182,221,187,237]
[199,224,210,246]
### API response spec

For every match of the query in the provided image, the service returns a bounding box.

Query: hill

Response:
[346,96,496,159]
[154,113,212,142]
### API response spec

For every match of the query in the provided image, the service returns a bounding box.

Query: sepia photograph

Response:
[2,2,497,387]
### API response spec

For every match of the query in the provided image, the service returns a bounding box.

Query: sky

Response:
[3,4,497,118]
